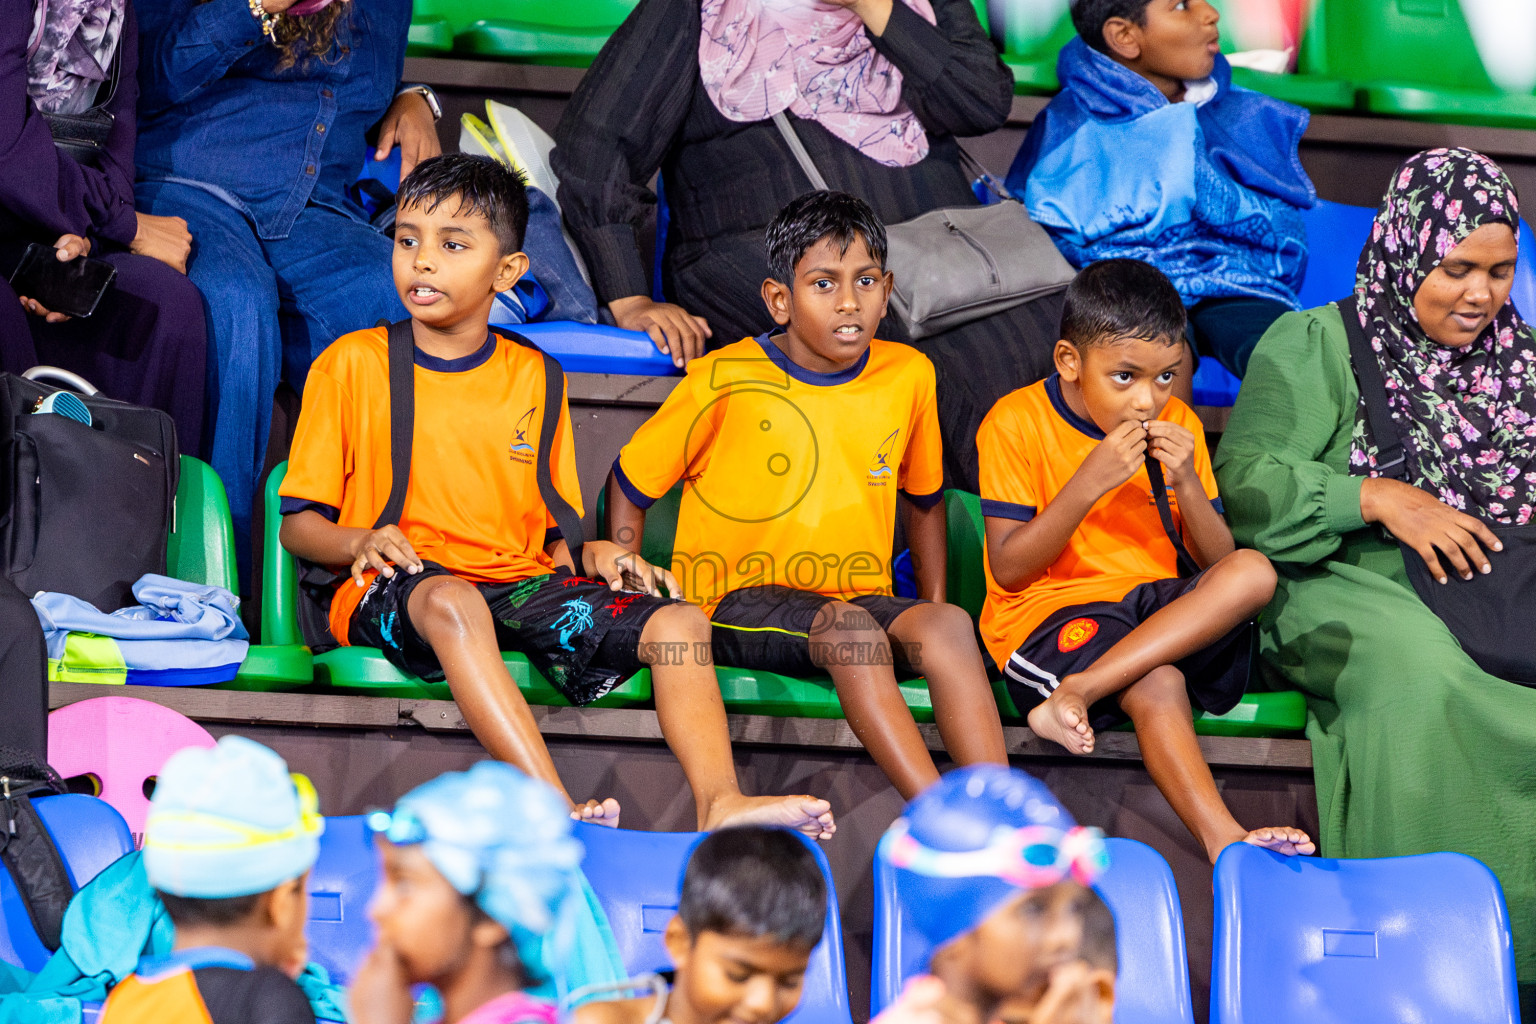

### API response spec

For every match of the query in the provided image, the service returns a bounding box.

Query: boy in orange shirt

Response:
[280,155,832,839]
[608,191,1006,799]
[978,258,1310,864]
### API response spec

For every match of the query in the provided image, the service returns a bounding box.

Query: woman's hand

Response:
[824,0,895,35]
[131,212,192,274]
[581,539,680,597]
[609,295,712,368]
[376,90,442,180]
[1361,477,1504,584]
[17,234,91,323]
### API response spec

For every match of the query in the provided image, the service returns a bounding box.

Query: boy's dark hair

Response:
[765,190,888,285]
[1070,0,1154,54]
[1060,258,1186,348]
[678,827,826,948]
[396,154,530,256]
[1081,890,1118,973]
[156,889,263,928]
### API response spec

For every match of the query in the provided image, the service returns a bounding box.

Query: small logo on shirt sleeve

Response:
[1057,617,1099,653]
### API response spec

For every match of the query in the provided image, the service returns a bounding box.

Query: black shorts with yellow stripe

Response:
[710,585,927,678]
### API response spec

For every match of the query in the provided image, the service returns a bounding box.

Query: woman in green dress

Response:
[1215,147,1536,986]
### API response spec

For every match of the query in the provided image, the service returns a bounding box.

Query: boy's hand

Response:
[1146,420,1199,493]
[582,539,680,597]
[349,525,423,586]
[348,939,415,1024]
[1074,420,1147,499]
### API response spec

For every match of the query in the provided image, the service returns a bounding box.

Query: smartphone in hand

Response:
[9,242,117,319]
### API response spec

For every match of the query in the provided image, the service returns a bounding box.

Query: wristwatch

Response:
[395,84,442,122]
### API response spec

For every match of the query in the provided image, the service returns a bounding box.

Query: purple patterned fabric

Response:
[1349,147,1536,525]
[698,0,936,168]
[27,0,124,115]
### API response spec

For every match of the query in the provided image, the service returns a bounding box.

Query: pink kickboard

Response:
[48,697,217,848]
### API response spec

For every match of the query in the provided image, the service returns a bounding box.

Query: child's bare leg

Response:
[814,601,940,800]
[1120,665,1312,862]
[1031,550,1276,755]
[643,604,835,839]
[408,576,618,824]
[885,603,1007,767]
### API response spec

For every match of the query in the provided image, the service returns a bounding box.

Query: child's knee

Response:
[1218,548,1278,608]
[408,576,489,638]
[810,600,882,642]
[919,601,980,647]
[642,601,712,646]
[1120,664,1188,715]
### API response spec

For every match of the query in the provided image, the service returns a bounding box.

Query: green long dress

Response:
[1215,304,1536,983]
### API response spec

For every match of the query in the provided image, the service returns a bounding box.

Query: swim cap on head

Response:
[369,762,583,984]
[877,765,1108,956]
[144,735,324,899]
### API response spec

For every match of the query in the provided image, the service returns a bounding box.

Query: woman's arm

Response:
[861,0,1014,139]
[137,0,296,113]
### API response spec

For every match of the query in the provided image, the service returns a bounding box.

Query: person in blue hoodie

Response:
[1005,0,1315,379]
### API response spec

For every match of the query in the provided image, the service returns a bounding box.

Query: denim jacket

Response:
[134,0,410,239]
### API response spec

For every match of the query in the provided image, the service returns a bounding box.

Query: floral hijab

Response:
[28,0,125,116]
[1349,147,1536,525]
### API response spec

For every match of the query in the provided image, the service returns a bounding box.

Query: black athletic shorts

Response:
[1001,571,1252,731]
[348,563,675,705]
[710,584,927,678]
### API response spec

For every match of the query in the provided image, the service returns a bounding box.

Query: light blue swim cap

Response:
[144,735,324,899]
[878,765,1108,958]
[369,762,583,984]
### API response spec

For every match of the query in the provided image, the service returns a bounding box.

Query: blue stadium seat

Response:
[1512,219,1536,323]
[1296,200,1376,310]
[1210,844,1518,1024]
[575,824,854,1024]
[499,321,680,376]
[0,794,133,972]
[1191,359,1241,408]
[872,836,1194,1024]
[305,815,379,988]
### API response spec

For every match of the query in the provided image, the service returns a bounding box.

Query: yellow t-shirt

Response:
[615,335,944,615]
[280,327,582,642]
[977,375,1221,668]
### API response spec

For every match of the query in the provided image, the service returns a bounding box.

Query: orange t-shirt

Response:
[615,335,944,615]
[280,327,582,642]
[977,375,1221,668]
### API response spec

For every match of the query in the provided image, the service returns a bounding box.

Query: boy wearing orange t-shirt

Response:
[609,191,1007,800]
[280,155,833,840]
[979,258,1310,865]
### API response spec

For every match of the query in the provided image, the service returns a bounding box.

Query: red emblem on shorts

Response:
[1057,618,1099,653]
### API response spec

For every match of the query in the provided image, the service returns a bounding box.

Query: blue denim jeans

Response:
[138,180,405,581]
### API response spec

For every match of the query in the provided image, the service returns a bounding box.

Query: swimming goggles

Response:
[144,772,324,853]
[879,817,1109,889]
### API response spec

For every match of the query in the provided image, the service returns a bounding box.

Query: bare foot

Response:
[1027,693,1095,754]
[1241,826,1315,857]
[571,797,622,828]
[702,793,836,841]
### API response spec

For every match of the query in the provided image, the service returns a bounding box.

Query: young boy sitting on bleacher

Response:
[606,190,1007,801]
[978,258,1311,865]
[1005,0,1315,379]
[101,736,322,1024]
[279,154,832,839]
[572,827,826,1024]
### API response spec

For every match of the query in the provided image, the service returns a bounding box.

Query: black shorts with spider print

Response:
[346,562,676,705]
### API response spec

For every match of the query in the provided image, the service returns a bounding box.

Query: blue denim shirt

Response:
[135,0,410,239]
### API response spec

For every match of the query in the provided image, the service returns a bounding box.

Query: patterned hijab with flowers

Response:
[1349,147,1536,525]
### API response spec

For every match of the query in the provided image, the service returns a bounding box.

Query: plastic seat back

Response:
[0,794,133,972]
[1296,200,1376,310]
[494,321,678,377]
[1512,219,1536,323]
[165,456,239,594]
[943,491,987,620]
[263,463,303,647]
[1300,0,1495,92]
[873,836,1193,1024]
[576,824,853,1024]
[1210,844,1518,1024]
[306,815,379,988]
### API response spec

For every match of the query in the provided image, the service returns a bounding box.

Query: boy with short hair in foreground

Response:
[978,258,1311,864]
[102,736,324,1024]
[608,190,1007,800]
[573,827,827,1024]
[280,154,831,838]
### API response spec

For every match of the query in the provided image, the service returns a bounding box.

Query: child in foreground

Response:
[608,190,1007,800]
[874,765,1110,1024]
[280,154,831,838]
[978,259,1311,864]
[573,827,826,1024]
[349,762,591,1024]
[101,735,324,1024]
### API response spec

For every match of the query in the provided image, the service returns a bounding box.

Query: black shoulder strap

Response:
[1144,456,1201,579]
[0,777,72,952]
[491,327,585,570]
[1337,297,1409,481]
[375,319,416,528]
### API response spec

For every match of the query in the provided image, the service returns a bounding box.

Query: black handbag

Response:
[1339,296,1536,685]
[40,47,120,167]
[0,746,72,953]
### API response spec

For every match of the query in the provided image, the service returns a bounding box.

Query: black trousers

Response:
[0,577,47,759]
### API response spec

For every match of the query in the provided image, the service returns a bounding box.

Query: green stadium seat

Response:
[449,0,638,67]
[263,462,650,706]
[1206,0,1355,112]
[988,0,1077,95]
[404,0,454,56]
[949,490,1306,737]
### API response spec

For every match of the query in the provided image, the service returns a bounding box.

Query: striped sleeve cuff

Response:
[279,497,339,522]
[611,458,658,511]
[1211,496,1225,515]
[980,498,1036,522]
[900,488,943,510]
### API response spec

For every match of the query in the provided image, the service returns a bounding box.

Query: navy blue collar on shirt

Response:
[413,331,497,373]
[1046,373,1107,440]
[755,334,870,387]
